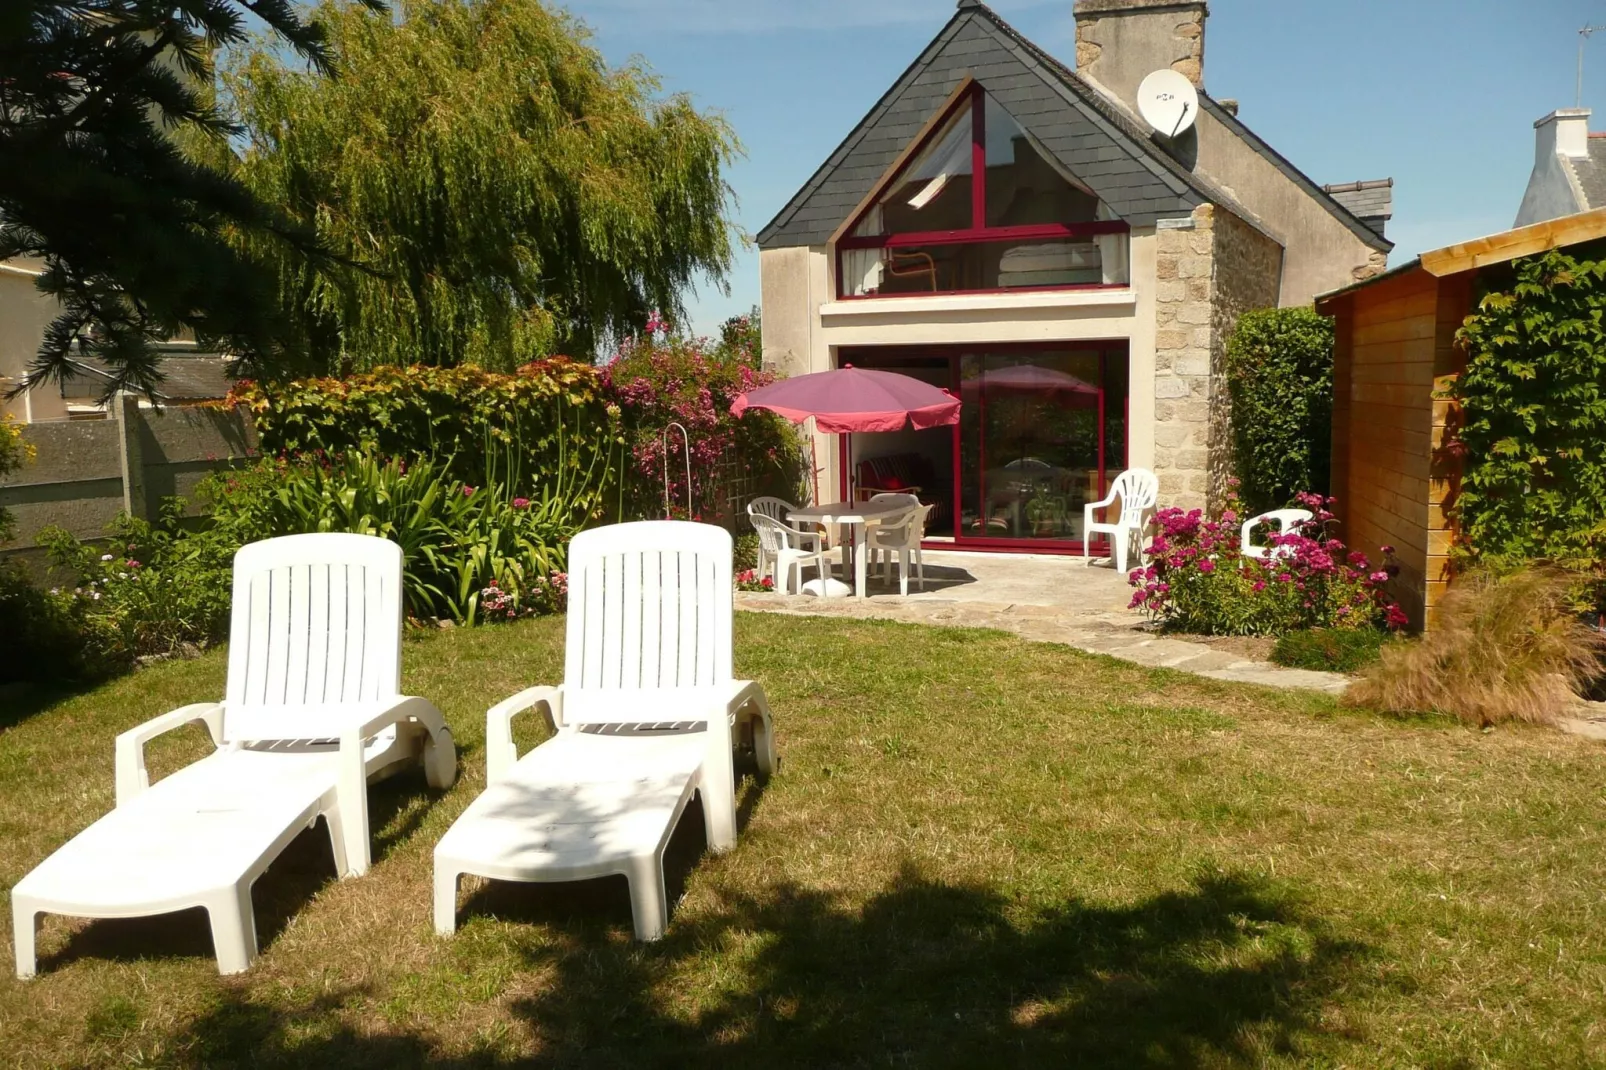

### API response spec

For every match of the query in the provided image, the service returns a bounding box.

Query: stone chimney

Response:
[1074,0,1208,110]
[1534,108,1591,162]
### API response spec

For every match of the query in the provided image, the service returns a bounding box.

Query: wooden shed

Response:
[1315,207,1606,630]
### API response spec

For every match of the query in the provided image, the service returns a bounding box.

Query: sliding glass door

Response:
[846,343,1128,552]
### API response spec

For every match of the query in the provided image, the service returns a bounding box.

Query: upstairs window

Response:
[838,85,1129,299]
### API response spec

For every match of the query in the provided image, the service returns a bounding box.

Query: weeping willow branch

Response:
[224,0,742,374]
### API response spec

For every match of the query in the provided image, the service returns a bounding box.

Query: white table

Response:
[786,500,914,599]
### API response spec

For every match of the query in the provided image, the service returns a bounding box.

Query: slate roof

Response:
[62,349,236,401]
[1569,137,1606,211]
[758,1,1222,249]
[759,0,1389,254]
[1321,179,1393,239]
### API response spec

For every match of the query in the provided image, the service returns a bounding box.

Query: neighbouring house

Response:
[758,0,1392,551]
[1,255,236,422]
[1514,108,1606,227]
[1316,207,1606,630]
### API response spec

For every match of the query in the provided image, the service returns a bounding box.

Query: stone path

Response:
[735,551,1351,695]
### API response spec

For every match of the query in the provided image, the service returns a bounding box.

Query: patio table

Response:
[786,499,914,599]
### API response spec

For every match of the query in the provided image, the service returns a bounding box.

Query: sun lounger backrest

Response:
[223,534,404,739]
[564,521,733,723]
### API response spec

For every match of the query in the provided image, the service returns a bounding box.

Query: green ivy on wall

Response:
[1451,248,1606,609]
[1224,307,1335,515]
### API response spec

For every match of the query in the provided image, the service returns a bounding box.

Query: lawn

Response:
[2,613,1604,1068]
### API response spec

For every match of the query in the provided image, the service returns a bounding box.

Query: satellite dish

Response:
[1137,69,1199,138]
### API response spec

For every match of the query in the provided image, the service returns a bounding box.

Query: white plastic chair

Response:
[1082,468,1159,574]
[749,512,829,594]
[747,497,824,576]
[433,521,776,942]
[12,534,456,978]
[1240,509,1314,560]
[868,501,932,596]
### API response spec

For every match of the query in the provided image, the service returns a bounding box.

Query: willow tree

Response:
[225,0,740,372]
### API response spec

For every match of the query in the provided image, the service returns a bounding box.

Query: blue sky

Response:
[565,0,1606,336]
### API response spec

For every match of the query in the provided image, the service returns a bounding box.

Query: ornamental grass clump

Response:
[1346,568,1606,727]
[1129,489,1406,637]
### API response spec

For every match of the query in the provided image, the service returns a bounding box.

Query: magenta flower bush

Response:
[1129,487,1407,636]
[603,314,805,521]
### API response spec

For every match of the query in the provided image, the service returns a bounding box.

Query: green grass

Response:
[3,614,1606,1067]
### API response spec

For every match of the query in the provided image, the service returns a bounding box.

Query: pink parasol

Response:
[961,364,1099,403]
[730,366,960,433]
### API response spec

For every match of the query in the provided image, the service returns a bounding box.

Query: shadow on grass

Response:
[165,865,1369,1069]
[0,679,102,732]
[36,772,443,975]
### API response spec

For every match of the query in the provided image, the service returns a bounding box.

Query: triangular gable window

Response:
[839,86,1129,298]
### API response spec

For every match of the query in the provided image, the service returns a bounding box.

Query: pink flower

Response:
[512,497,531,509]
[463,486,476,497]
[1198,559,1216,573]
[1380,545,1396,555]
[1370,571,1389,584]
[1386,604,1410,630]
[1252,580,1267,593]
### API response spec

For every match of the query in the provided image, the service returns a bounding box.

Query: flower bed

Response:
[1129,489,1406,637]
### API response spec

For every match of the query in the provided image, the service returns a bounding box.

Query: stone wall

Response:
[1152,203,1284,511]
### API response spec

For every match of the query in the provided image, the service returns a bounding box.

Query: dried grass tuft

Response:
[1345,568,1606,727]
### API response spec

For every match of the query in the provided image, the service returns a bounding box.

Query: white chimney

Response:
[1535,108,1591,161]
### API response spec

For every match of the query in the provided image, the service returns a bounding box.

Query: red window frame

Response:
[836,86,1131,300]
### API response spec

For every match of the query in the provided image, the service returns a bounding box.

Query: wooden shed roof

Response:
[1315,206,1606,311]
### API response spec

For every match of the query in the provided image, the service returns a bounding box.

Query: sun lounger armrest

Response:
[115,702,225,807]
[336,696,454,877]
[486,686,565,785]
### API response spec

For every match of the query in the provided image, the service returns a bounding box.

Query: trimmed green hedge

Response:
[229,359,625,521]
[1225,308,1335,515]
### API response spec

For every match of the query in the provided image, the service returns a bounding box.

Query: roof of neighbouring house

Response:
[1569,136,1606,211]
[1321,179,1393,238]
[61,348,237,402]
[758,0,1389,253]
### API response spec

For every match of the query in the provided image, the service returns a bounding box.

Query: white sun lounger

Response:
[12,534,456,978]
[433,521,776,941]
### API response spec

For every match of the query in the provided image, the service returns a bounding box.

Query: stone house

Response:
[758,0,1391,551]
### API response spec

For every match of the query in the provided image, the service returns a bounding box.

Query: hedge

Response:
[1224,307,1335,515]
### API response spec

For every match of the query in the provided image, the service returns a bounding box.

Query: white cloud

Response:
[567,0,1056,34]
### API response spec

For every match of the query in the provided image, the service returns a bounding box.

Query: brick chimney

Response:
[1074,0,1208,110]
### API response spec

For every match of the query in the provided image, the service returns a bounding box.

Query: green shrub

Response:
[0,561,116,682]
[35,509,237,672]
[229,360,626,521]
[1450,248,1606,614]
[1346,567,1606,726]
[0,415,33,543]
[1225,308,1334,515]
[202,450,589,624]
[1271,627,1390,673]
